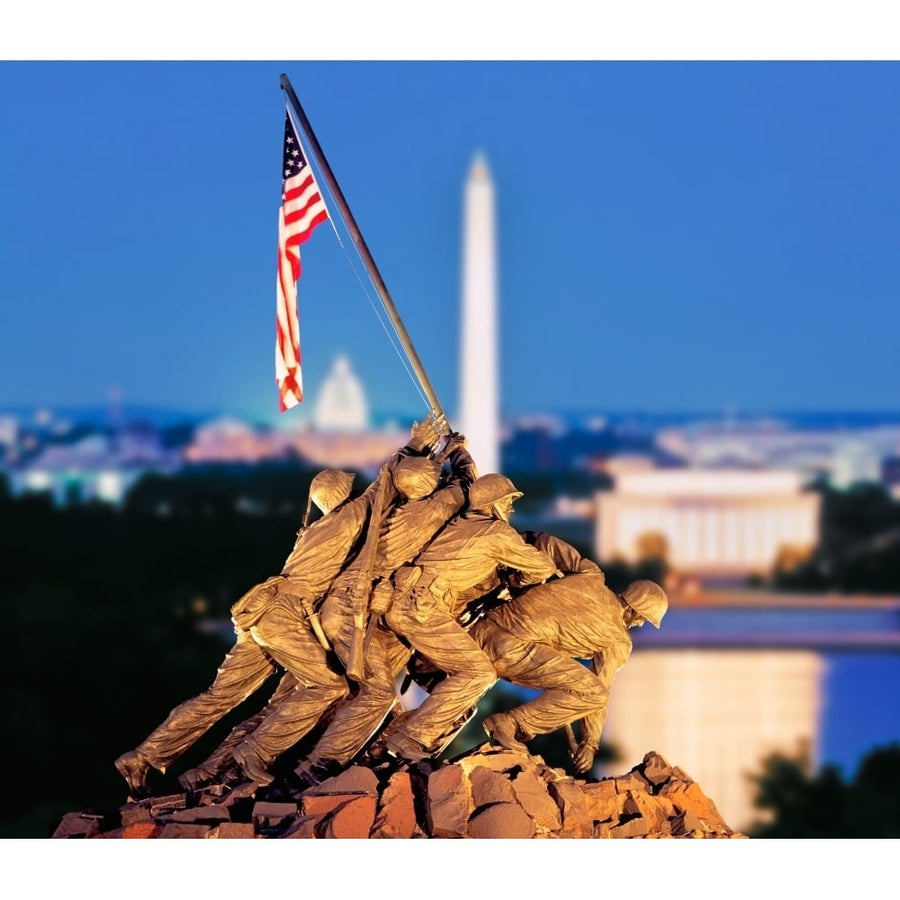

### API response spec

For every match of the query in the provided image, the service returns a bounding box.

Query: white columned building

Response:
[595,469,821,577]
[458,152,499,475]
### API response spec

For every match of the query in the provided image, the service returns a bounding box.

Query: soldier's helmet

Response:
[309,470,355,514]
[468,473,524,512]
[621,580,669,629]
[393,456,442,500]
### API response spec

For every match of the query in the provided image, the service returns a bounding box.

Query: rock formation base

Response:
[52,747,745,839]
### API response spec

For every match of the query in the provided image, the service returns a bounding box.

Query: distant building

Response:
[184,417,282,464]
[8,427,179,505]
[182,357,411,474]
[290,354,409,473]
[312,355,369,432]
[882,456,900,501]
[656,418,900,489]
[595,468,821,577]
[830,439,881,489]
[0,415,18,447]
[594,453,657,479]
[288,428,410,475]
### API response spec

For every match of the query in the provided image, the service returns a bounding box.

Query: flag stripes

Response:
[275,107,328,411]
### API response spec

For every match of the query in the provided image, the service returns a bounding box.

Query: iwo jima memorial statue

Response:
[54,76,741,840]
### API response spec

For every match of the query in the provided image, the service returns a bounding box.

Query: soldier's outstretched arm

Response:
[523,531,604,577]
[492,525,558,587]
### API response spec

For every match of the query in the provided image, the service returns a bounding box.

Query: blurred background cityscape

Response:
[2,61,899,839]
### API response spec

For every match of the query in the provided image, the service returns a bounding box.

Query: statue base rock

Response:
[52,747,745,838]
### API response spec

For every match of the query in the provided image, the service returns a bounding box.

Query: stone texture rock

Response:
[548,778,594,838]
[457,746,530,774]
[121,822,163,839]
[54,747,745,839]
[610,815,651,838]
[508,767,562,833]
[302,793,357,819]
[149,794,188,817]
[282,815,319,839]
[469,766,519,808]
[120,801,154,827]
[426,765,471,838]
[166,804,231,824]
[659,779,729,830]
[320,795,377,839]
[468,802,536,839]
[641,751,673,787]
[613,770,651,793]
[205,822,256,839]
[626,789,676,832]
[671,809,706,836]
[307,766,379,796]
[157,823,213,838]
[52,812,105,838]
[371,771,419,839]
[252,800,298,834]
[581,779,619,823]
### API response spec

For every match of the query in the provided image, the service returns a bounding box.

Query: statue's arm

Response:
[494,526,559,587]
[572,639,632,771]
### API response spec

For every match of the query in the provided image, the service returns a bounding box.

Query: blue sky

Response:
[2,60,899,425]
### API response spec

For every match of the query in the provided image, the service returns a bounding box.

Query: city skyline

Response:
[2,62,899,428]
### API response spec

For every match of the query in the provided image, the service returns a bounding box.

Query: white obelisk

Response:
[459,152,499,475]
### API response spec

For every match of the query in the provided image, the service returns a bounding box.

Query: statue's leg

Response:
[129,625,277,774]
[303,620,411,769]
[232,603,349,781]
[179,672,300,790]
[472,619,605,740]
[383,600,496,757]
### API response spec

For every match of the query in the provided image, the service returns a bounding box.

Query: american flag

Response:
[276,107,329,411]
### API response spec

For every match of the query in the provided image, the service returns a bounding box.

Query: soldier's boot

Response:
[177,762,218,793]
[382,730,432,762]
[291,758,335,790]
[114,749,152,797]
[482,713,530,754]
[432,706,479,757]
[232,743,274,786]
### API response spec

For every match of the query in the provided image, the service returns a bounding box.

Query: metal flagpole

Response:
[279,73,449,432]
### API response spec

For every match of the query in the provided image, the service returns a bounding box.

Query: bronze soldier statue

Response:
[378,473,559,762]
[114,422,439,796]
[176,430,472,789]
[471,533,668,773]
[289,433,478,786]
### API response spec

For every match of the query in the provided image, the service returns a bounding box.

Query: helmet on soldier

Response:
[468,473,524,521]
[621,580,669,629]
[393,456,442,500]
[309,470,355,514]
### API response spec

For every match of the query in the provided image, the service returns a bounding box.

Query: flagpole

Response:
[279,73,450,432]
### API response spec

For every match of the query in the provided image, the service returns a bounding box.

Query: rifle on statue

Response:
[346,465,391,682]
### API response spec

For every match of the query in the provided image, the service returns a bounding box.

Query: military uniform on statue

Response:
[378,474,558,760]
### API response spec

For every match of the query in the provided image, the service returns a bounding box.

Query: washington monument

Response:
[458,152,500,475]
